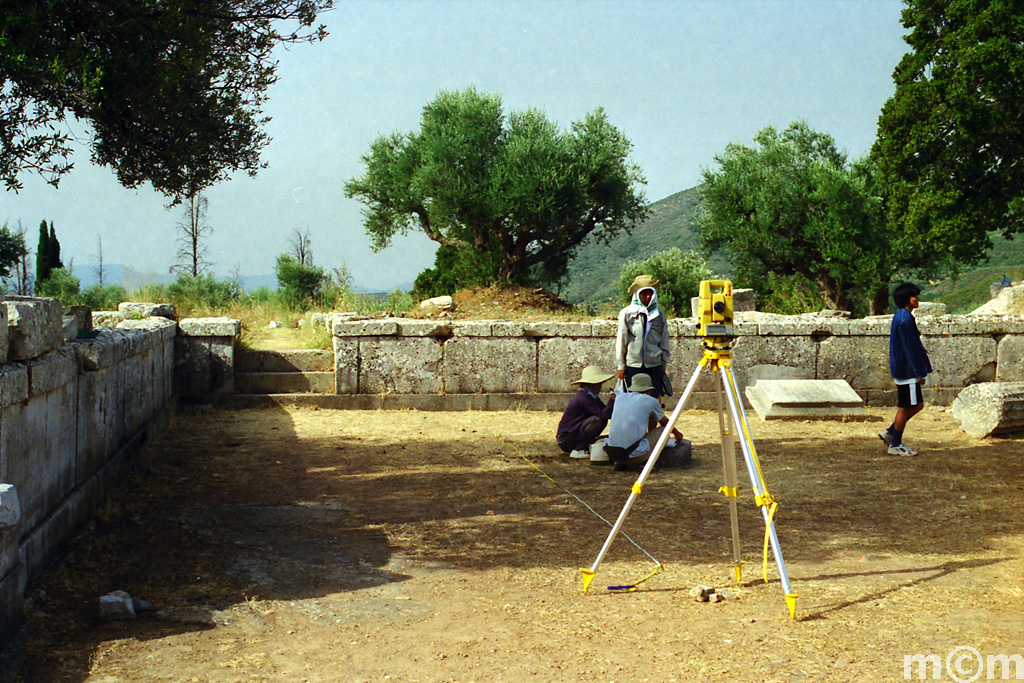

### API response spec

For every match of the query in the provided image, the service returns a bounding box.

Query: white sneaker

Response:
[888,443,918,456]
[569,449,589,459]
[878,430,893,447]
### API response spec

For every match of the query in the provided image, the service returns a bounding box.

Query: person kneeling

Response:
[605,373,682,472]
[556,366,617,459]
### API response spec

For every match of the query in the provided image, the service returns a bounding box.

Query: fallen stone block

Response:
[689,584,715,602]
[4,296,63,360]
[708,592,726,603]
[0,484,20,528]
[419,295,454,312]
[178,317,241,337]
[745,379,868,421]
[99,590,136,620]
[951,382,1024,438]
[656,439,693,468]
[91,311,124,328]
[118,302,177,320]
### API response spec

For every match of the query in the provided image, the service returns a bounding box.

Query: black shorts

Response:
[896,381,924,408]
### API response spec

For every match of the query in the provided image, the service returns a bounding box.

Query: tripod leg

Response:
[719,363,799,619]
[581,360,705,593]
[716,371,743,584]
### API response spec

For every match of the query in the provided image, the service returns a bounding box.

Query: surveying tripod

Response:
[580,281,799,619]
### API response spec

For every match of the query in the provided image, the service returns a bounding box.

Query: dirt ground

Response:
[12,404,1024,683]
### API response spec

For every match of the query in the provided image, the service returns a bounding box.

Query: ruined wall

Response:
[329,313,1024,408]
[0,299,177,644]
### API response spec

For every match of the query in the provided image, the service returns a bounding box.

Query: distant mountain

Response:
[561,186,706,304]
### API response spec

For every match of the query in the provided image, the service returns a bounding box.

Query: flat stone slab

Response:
[745,379,867,420]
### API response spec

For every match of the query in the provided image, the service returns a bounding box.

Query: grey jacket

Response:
[616,304,670,370]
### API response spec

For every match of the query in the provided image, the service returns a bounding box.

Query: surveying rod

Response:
[580,360,706,593]
[720,362,799,618]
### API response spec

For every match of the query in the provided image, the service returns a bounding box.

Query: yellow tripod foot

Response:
[734,563,743,585]
[785,593,799,620]
[580,568,595,594]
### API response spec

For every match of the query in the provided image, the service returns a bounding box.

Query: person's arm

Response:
[897,315,931,378]
[615,309,628,377]
[657,414,683,440]
[658,317,671,366]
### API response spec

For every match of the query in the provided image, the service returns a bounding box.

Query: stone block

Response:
[19,486,87,578]
[334,338,359,394]
[729,335,818,396]
[951,382,1024,437]
[77,367,111,481]
[537,337,619,392]
[818,336,892,390]
[75,328,132,370]
[359,337,443,394]
[948,316,1024,335]
[419,295,454,312]
[25,346,77,397]
[443,337,537,393]
[394,319,452,338]
[523,321,592,337]
[118,302,176,320]
[236,348,335,373]
[332,319,397,337]
[91,311,124,327]
[996,335,1024,382]
[4,296,63,360]
[590,319,618,337]
[452,321,493,337]
[491,321,527,337]
[0,298,7,364]
[844,317,893,336]
[0,484,20,529]
[209,338,235,395]
[65,305,93,334]
[178,317,240,337]
[746,379,867,420]
[970,283,1024,315]
[0,562,27,645]
[926,335,997,387]
[174,336,211,398]
[916,301,947,317]
[235,372,335,394]
[0,364,29,409]
[755,315,850,337]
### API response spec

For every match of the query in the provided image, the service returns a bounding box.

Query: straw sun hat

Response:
[571,365,616,385]
[627,274,660,294]
[628,373,656,393]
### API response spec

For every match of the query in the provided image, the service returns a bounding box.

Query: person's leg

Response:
[559,415,607,453]
[644,365,665,400]
[888,382,924,453]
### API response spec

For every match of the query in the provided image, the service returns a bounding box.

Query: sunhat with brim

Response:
[627,274,660,294]
[628,373,655,393]
[571,365,616,385]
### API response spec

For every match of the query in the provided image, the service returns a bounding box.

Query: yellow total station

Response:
[697,280,735,340]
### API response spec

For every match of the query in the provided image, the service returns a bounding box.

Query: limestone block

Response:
[25,346,77,397]
[0,562,26,644]
[0,484,20,528]
[174,336,212,398]
[65,305,92,333]
[844,317,893,336]
[443,337,537,393]
[590,319,618,337]
[334,338,359,394]
[76,328,131,370]
[0,364,29,409]
[672,318,700,338]
[452,321,493,337]
[673,336,719,395]
[970,284,1024,315]
[746,379,867,420]
[491,321,527,337]
[924,335,996,387]
[163,340,175,405]
[0,301,7,365]
[916,301,947,317]
[18,485,86,578]
[419,295,454,312]
[209,338,235,395]
[358,337,443,394]
[951,382,1024,437]
[729,335,818,395]
[178,317,240,337]
[48,381,78,490]
[4,296,63,360]
[947,316,1024,335]
[395,319,452,338]
[118,302,176,320]
[333,319,396,337]
[91,311,124,327]
[124,353,144,434]
[77,367,111,480]
[818,336,892,390]
[996,336,1024,382]
[523,321,592,337]
[537,337,620,392]
[236,349,335,373]
[755,315,850,337]
[0,402,27,487]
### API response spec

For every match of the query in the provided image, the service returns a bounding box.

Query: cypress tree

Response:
[49,222,62,269]
[36,219,51,284]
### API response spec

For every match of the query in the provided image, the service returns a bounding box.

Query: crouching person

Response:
[556,366,617,459]
[605,373,683,472]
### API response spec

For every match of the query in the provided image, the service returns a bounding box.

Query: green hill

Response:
[561,186,704,304]
[562,185,1024,314]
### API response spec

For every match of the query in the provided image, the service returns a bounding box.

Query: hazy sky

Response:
[0,0,909,291]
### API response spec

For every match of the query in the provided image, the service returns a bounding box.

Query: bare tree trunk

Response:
[870,284,890,316]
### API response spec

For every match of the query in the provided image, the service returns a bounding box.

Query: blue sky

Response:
[0,0,909,291]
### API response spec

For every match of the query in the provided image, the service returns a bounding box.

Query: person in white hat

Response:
[604,372,682,471]
[616,274,671,399]
[556,365,617,458]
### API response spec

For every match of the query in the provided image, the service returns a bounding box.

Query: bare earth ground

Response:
[13,405,1024,683]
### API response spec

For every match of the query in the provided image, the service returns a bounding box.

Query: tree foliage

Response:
[0,221,28,281]
[344,87,648,287]
[873,0,1024,265]
[35,219,62,286]
[275,254,327,303]
[699,121,908,315]
[616,248,712,317]
[1,0,332,201]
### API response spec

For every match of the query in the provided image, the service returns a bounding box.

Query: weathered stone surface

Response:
[91,310,123,327]
[491,321,527,337]
[996,336,1024,382]
[746,379,867,420]
[178,317,241,337]
[75,328,131,370]
[537,337,619,392]
[971,284,1024,315]
[236,349,334,373]
[522,321,593,338]
[844,317,893,336]
[333,319,397,337]
[359,337,443,394]
[590,319,617,337]
[65,305,92,334]
[235,371,336,394]
[333,338,358,394]
[395,319,452,338]
[443,337,537,393]
[947,315,1024,335]
[926,335,997,387]
[99,590,137,620]
[25,346,77,397]
[0,484,20,529]
[118,302,176,320]
[818,336,892,390]
[419,295,454,312]
[730,335,817,395]
[4,296,63,360]
[951,382,1024,437]
[916,301,947,317]
[0,296,7,364]
[655,438,692,468]
[452,321,494,337]
[0,363,28,409]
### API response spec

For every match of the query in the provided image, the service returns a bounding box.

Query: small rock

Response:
[708,592,726,603]
[268,320,283,328]
[99,590,137,620]
[719,588,736,599]
[689,584,715,602]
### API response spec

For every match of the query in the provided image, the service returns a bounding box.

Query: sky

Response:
[0,0,910,291]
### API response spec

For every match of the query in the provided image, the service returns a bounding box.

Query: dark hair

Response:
[893,282,921,309]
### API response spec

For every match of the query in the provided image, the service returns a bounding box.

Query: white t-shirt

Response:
[607,392,664,456]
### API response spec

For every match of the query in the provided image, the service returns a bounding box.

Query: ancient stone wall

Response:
[329,313,1024,409]
[0,300,178,645]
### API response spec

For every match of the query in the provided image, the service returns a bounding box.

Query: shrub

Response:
[81,283,128,310]
[412,245,501,300]
[34,267,81,303]
[167,274,242,309]
[617,248,712,316]
[275,254,327,306]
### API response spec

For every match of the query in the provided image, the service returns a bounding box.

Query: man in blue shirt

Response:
[605,373,683,471]
[880,283,932,456]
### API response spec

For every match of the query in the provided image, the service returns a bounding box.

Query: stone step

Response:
[234,371,335,394]
[235,348,333,374]
[745,379,868,421]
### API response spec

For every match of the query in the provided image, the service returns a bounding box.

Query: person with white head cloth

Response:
[616,274,671,399]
